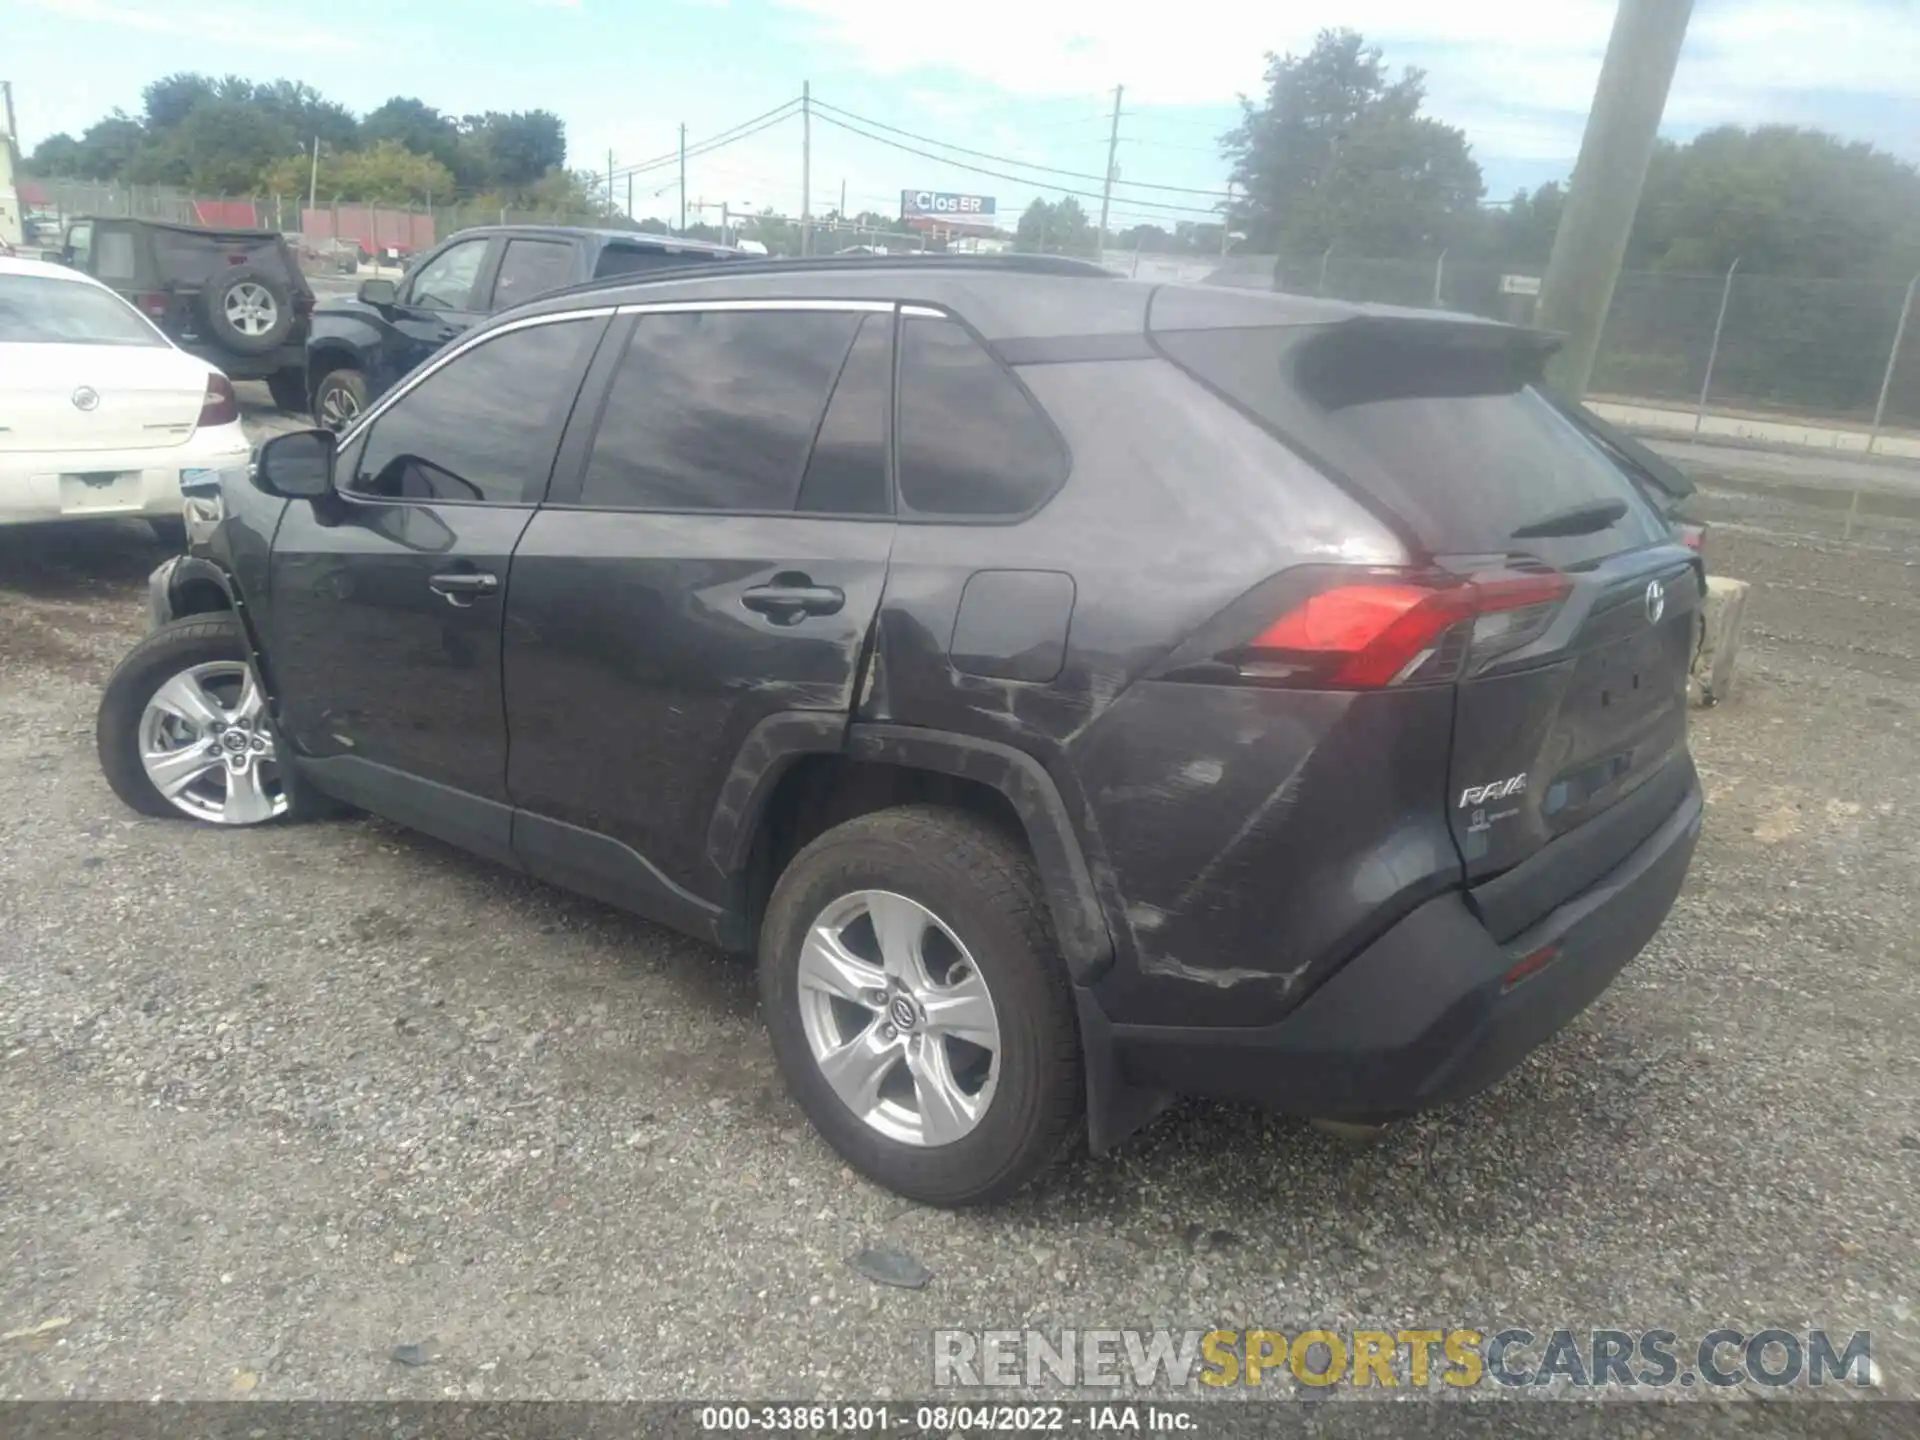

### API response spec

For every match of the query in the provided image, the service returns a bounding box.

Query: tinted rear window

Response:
[152,232,293,286]
[0,275,161,345]
[1155,322,1668,565]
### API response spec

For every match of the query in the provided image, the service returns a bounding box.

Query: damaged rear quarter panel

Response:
[1072,680,1460,1029]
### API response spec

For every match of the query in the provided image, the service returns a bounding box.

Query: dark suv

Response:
[62,216,313,409]
[304,225,739,429]
[96,257,1703,1206]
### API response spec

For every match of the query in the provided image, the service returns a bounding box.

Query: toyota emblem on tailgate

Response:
[71,386,100,412]
[1645,579,1666,624]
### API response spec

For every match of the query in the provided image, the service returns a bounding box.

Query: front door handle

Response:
[428,571,498,607]
[741,581,845,624]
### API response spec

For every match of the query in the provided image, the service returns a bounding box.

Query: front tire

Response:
[96,616,306,826]
[759,806,1083,1206]
[313,367,367,432]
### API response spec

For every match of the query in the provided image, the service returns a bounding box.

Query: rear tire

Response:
[201,267,294,355]
[96,616,321,825]
[759,805,1083,1206]
[148,516,187,550]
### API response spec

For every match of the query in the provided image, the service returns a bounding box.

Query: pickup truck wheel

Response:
[759,806,1083,1206]
[314,367,367,432]
[96,616,320,826]
[265,367,309,414]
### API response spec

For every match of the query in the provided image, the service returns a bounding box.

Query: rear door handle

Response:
[428,571,499,606]
[740,582,845,624]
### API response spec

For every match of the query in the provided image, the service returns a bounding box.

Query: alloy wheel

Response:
[795,889,1001,1147]
[318,382,361,431]
[223,282,279,338]
[136,661,288,825]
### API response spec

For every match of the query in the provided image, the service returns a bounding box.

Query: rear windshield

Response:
[0,275,162,346]
[592,245,733,280]
[152,232,295,287]
[1155,321,1668,566]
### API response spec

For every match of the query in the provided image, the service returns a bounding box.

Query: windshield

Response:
[0,275,164,346]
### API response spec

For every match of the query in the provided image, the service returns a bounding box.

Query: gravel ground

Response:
[2,429,1917,1406]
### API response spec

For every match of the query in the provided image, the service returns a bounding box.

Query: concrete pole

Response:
[307,136,320,218]
[1433,248,1448,307]
[1536,0,1695,397]
[678,125,687,233]
[1694,256,1739,436]
[1318,245,1333,294]
[1867,274,1918,456]
[1097,85,1123,248]
[800,81,812,257]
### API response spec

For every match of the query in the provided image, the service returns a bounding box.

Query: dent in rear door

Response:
[502,304,897,921]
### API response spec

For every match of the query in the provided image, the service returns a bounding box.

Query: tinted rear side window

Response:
[1155,323,1667,566]
[580,309,861,512]
[796,313,891,516]
[491,238,575,309]
[896,316,1066,518]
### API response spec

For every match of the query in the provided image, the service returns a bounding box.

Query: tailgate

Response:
[1450,550,1699,887]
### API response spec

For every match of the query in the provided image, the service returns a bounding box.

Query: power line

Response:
[610,98,802,181]
[809,111,1227,217]
[811,97,1230,198]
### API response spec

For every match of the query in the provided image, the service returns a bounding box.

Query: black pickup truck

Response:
[303,225,739,428]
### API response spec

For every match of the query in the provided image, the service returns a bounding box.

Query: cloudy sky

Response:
[11,0,1919,231]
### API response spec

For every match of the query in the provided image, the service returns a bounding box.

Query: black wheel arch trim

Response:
[706,716,1119,984]
[844,723,1115,982]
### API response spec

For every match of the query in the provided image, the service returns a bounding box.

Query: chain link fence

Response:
[1208,251,1920,439]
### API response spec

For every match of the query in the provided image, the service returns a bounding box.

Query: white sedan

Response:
[0,257,252,532]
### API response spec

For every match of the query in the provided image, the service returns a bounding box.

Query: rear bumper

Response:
[1096,772,1702,1120]
[0,423,252,528]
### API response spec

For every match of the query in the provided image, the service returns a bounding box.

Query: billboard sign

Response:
[901,190,997,219]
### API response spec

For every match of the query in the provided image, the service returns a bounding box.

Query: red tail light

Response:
[197,373,239,428]
[135,291,169,317]
[1228,567,1572,690]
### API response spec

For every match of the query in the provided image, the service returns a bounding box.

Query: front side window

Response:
[896,316,1066,517]
[0,275,161,346]
[407,239,488,312]
[348,318,595,505]
[66,222,94,271]
[579,308,864,512]
[491,239,575,310]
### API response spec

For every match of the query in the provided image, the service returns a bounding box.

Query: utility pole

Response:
[626,173,633,221]
[1220,180,1233,258]
[721,201,730,246]
[678,124,688,233]
[1097,84,1123,250]
[307,135,319,218]
[839,178,846,223]
[607,149,615,218]
[1536,0,1696,396]
[801,81,813,257]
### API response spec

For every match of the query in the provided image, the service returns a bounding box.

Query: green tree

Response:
[1224,28,1483,257]
[141,73,217,131]
[262,140,454,205]
[1015,196,1095,254]
[1626,126,1920,280]
[456,111,568,192]
[362,97,461,173]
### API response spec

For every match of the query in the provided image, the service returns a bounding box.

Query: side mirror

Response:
[254,429,336,500]
[357,277,398,306]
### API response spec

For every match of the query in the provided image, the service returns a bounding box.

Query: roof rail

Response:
[538,250,1116,305]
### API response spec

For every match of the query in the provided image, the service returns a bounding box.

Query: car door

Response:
[265,309,609,863]
[381,235,497,383]
[502,301,897,931]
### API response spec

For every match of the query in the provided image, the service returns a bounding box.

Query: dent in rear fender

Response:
[844,723,1116,981]
[1072,680,1461,1029]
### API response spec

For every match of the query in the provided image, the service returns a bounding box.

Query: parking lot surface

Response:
[2,431,1917,1403]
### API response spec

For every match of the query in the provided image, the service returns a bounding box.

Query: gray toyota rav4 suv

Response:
[98,256,1703,1205]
